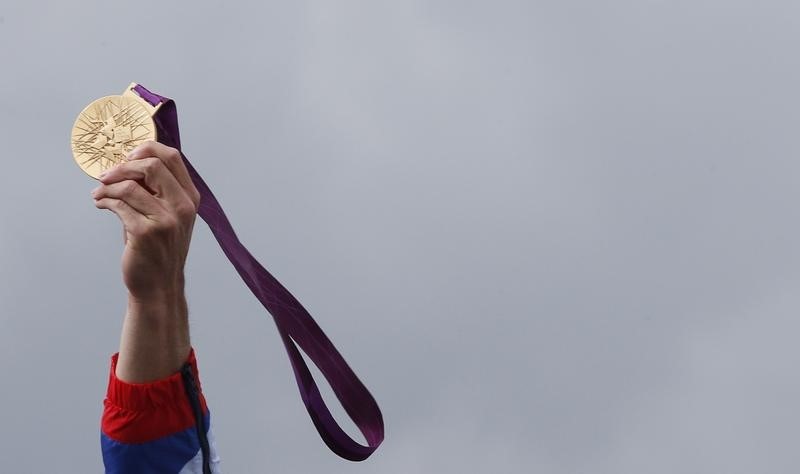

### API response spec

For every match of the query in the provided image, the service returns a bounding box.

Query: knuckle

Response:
[131,141,156,158]
[192,191,201,209]
[122,180,139,195]
[175,201,197,219]
[166,148,181,164]
[141,156,158,168]
[141,141,158,153]
[142,157,163,173]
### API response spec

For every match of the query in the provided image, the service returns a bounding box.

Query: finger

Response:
[93,180,166,218]
[94,197,148,235]
[98,157,189,209]
[124,141,200,209]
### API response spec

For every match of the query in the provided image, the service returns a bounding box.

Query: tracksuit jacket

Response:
[100,349,221,473]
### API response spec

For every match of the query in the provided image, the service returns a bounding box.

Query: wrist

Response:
[117,289,191,383]
[128,285,185,306]
[127,272,185,300]
[127,287,187,324]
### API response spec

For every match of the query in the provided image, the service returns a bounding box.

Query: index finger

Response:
[123,141,200,207]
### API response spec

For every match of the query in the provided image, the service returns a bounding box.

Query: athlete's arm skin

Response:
[92,141,201,383]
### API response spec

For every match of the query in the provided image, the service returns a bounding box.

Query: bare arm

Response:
[92,141,201,382]
[94,141,220,473]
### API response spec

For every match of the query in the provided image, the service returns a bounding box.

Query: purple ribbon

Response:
[133,84,384,461]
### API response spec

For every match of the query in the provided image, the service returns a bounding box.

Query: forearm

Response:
[95,141,219,472]
[115,287,191,383]
[102,287,220,473]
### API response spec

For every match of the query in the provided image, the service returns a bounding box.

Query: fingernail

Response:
[98,171,107,179]
[91,186,100,197]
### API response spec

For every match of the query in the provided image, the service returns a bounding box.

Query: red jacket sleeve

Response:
[100,349,220,473]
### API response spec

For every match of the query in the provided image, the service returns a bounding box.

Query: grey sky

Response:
[2,0,800,472]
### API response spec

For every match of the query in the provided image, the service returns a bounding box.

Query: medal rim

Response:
[71,94,158,180]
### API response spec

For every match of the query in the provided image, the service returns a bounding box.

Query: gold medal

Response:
[71,83,161,179]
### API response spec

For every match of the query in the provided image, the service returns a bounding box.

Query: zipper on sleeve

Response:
[181,363,212,474]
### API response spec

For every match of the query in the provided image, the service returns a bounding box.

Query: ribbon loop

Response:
[135,84,384,461]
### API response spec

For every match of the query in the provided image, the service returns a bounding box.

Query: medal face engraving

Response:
[71,95,156,179]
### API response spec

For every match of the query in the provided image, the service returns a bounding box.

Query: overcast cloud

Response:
[2,1,800,472]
